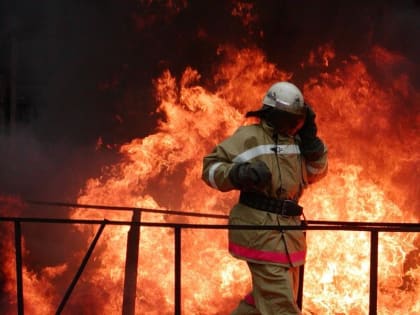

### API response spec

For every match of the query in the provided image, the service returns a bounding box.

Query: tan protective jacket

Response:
[202,121,328,267]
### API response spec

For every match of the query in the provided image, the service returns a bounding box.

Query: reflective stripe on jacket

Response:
[202,121,328,267]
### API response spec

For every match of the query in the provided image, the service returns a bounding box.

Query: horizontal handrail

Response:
[1,216,419,232]
[22,199,420,230]
[25,199,229,219]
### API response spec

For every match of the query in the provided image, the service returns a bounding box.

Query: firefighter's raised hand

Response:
[298,104,325,161]
[229,160,272,191]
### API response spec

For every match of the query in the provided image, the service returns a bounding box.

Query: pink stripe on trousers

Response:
[229,242,305,264]
[244,293,255,306]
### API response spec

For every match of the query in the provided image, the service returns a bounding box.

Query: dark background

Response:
[0,0,419,201]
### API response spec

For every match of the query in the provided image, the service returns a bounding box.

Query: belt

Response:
[239,192,303,216]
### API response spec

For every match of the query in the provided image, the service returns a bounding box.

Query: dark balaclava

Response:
[246,105,306,136]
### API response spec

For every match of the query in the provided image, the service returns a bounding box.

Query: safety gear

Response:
[247,82,306,136]
[239,192,303,216]
[229,160,272,192]
[202,120,327,315]
[202,120,328,265]
[298,104,325,161]
[263,107,306,136]
[263,82,306,135]
[262,82,305,116]
[231,264,302,315]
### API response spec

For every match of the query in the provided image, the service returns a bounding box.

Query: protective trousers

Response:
[231,263,301,315]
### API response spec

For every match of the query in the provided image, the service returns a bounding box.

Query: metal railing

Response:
[1,200,419,315]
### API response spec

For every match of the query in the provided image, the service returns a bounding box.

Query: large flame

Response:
[1,45,419,314]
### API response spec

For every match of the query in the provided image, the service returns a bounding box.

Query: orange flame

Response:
[0,197,61,314]
[72,45,418,314]
[2,44,419,314]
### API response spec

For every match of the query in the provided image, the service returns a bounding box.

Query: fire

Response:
[303,42,336,68]
[1,45,419,314]
[0,197,59,314]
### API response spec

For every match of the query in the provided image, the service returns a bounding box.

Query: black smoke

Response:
[1,0,418,148]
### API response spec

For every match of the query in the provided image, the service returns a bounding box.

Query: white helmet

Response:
[262,82,305,116]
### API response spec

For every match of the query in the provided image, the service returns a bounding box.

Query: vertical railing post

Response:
[122,210,141,315]
[14,220,24,315]
[174,227,181,315]
[369,230,379,315]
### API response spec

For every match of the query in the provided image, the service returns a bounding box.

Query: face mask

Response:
[263,109,305,136]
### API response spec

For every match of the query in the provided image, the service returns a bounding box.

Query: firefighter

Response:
[202,82,328,314]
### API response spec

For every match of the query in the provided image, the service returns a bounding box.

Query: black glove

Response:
[298,104,325,161]
[229,160,272,191]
